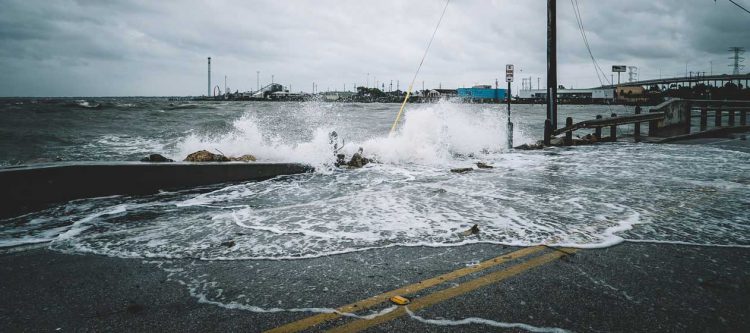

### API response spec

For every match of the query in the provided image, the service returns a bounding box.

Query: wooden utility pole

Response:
[547,0,558,129]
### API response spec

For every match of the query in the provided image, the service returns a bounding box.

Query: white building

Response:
[518,88,614,101]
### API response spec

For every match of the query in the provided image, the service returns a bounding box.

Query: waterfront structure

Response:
[519,88,613,104]
[456,85,506,103]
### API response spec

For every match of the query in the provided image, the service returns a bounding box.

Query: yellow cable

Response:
[389,84,412,135]
[388,0,449,136]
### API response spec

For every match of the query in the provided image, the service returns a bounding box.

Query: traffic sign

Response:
[506,64,514,82]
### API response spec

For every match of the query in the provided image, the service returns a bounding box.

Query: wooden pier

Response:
[543,99,750,146]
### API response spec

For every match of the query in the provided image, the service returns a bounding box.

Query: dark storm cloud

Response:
[0,0,747,96]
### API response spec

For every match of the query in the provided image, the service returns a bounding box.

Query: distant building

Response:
[615,86,647,103]
[323,91,355,101]
[518,88,614,103]
[457,85,507,103]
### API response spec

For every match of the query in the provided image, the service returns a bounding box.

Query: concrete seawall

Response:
[0,162,314,219]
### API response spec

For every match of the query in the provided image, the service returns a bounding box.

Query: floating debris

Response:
[476,162,494,169]
[462,224,480,236]
[450,168,473,174]
[389,295,411,305]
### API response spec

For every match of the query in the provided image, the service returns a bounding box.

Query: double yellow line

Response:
[266,246,576,333]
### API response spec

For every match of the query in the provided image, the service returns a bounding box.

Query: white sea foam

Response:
[1,103,747,258]
[404,307,571,333]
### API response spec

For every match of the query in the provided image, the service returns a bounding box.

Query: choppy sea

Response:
[1,97,747,258]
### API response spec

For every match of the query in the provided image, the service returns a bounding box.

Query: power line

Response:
[569,0,611,86]
[727,0,750,14]
[389,0,450,135]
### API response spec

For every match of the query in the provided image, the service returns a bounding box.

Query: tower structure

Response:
[729,47,745,75]
[628,66,638,83]
[207,57,212,97]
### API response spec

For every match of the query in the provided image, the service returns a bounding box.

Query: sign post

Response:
[506,64,514,149]
[612,65,626,85]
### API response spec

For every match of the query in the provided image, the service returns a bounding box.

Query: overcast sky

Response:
[1,0,748,97]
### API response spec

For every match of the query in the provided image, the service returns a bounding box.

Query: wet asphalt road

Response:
[1,242,749,332]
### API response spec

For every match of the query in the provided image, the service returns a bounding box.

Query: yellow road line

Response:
[327,248,578,333]
[264,246,546,333]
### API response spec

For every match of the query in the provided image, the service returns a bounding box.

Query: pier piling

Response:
[728,110,735,126]
[544,119,552,146]
[715,107,723,127]
[610,113,617,141]
[700,106,708,131]
[634,106,641,142]
[595,115,602,139]
[741,110,747,126]
[565,117,573,146]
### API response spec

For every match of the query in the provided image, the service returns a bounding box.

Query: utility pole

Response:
[256,71,260,92]
[224,75,227,96]
[207,57,211,97]
[271,74,274,85]
[547,0,558,129]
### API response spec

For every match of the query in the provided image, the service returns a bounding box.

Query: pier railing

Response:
[544,99,750,146]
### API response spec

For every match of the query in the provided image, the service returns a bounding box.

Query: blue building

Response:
[457,85,507,103]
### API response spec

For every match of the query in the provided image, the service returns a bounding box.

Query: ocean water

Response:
[1,97,748,259]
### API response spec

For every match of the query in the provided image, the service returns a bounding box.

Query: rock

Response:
[549,137,565,146]
[514,143,544,150]
[450,168,473,173]
[476,162,493,169]
[335,153,347,167]
[140,154,174,162]
[221,240,236,248]
[348,153,369,168]
[229,154,257,162]
[346,148,371,168]
[184,150,229,162]
[461,224,480,236]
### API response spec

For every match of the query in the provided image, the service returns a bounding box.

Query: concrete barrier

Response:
[0,162,314,219]
[648,99,691,137]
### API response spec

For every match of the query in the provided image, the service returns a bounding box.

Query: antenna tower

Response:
[729,47,745,75]
[627,66,638,83]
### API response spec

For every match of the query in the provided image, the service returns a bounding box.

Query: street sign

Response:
[612,65,627,72]
[506,64,514,82]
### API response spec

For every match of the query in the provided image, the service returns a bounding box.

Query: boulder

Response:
[141,154,174,162]
[450,168,473,173]
[347,152,370,168]
[184,150,230,162]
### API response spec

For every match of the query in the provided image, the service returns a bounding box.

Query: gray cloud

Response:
[0,0,747,96]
